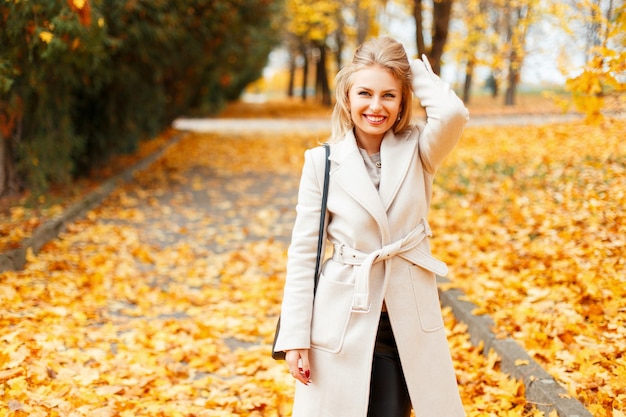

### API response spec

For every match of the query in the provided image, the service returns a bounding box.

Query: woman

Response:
[273,36,469,417]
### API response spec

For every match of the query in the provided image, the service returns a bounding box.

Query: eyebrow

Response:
[354,86,399,93]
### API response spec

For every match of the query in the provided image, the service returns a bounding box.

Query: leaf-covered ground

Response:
[2,97,624,415]
[432,119,626,416]
[1,129,548,416]
[0,129,179,252]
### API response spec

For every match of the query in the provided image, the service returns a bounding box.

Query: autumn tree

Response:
[456,0,539,106]
[353,0,382,45]
[284,0,383,104]
[561,0,626,121]
[448,0,541,105]
[500,0,536,106]
[284,0,340,104]
[412,0,455,75]
[451,0,493,103]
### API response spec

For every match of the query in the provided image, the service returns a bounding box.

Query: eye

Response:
[384,93,396,98]
[358,91,371,96]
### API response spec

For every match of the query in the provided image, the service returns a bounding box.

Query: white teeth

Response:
[366,115,385,122]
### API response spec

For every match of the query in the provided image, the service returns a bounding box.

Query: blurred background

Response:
[1,0,624,196]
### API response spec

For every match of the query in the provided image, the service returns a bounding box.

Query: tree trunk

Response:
[503,5,525,106]
[505,61,517,106]
[315,44,331,106]
[430,0,453,75]
[334,34,343,71]
[301,45,309,101]
[287,53,296,98]
[0,136,19,197]
[463,61,474,103]
[413,0,426,56]
[355,0,369,45]
[334,9,345,71]
[487,73,499,98]
[413,0,453,75]
[0,102,21,196]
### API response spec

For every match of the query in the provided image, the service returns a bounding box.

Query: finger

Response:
[290,367,310,385]
[421,54,435,76]
[299,352,311,382]
[285,350,310,385]
[410,59,427,78]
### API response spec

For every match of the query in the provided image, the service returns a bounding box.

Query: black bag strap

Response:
[270,143,331,361]
[313,143,330,295]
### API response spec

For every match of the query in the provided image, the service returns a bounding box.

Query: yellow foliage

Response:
[433,119,626,416]
[38,31,53,44]
[563,2,626,121]
[286,0,339,42]
[72,0,85,10]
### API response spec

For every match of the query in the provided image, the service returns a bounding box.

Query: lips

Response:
[364,114,386,124]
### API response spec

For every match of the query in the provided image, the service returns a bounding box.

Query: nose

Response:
[369,96,382,112]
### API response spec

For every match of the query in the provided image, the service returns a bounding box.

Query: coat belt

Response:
[331,218,448,313]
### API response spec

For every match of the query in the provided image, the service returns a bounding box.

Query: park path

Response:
[172,112,586,133]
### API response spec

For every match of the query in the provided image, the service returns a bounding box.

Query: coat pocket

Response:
[310,274,354,353]
[409,265,445,332]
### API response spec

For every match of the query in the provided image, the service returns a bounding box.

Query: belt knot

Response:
[348,218,437,313]
[377,240,403,262]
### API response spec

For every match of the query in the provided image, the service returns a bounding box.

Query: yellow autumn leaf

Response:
[39,31,53,43]
[95,385,125,396]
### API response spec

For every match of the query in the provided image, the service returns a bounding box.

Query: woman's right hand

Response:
[286,349,312,385]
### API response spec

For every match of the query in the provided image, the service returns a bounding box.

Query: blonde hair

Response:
[329,36,413,142]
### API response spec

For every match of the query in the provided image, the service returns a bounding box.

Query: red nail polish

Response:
[305,370,310,379]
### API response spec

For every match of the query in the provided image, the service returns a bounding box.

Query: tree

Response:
[447,0,541,105]
[354,0,381,45]
[0,1,108,194]
[284,0,384,104]
[412,0,455,75]
[562,0,626,121]
[284,0,340,104]
[451,0,493,103]
[501,1,535,106]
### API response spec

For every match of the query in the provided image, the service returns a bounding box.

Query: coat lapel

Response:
[378,128,417,211]
[329,131,389,231]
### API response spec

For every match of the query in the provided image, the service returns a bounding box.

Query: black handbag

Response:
[272,143,330,360]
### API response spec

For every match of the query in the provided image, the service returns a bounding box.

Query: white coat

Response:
[274,61,469,417]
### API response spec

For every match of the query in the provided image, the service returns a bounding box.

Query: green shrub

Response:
[0,0,282,195]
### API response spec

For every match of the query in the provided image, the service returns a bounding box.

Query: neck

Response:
[355,131,382,155]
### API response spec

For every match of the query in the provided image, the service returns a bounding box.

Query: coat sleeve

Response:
[273,146,327,353]
[411,57,469,174]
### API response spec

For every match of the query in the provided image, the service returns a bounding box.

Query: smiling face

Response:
[348,65,403,147]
